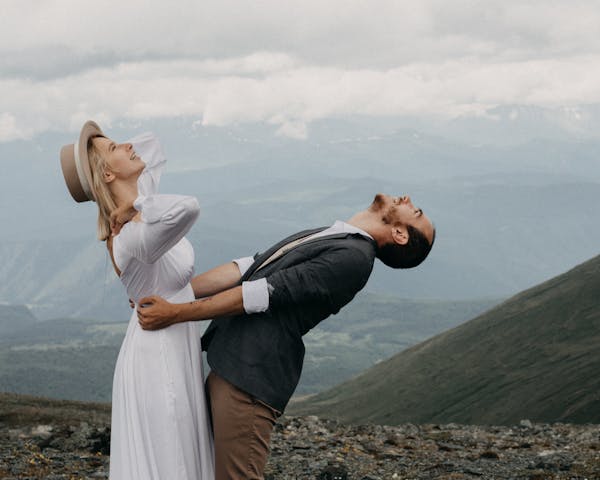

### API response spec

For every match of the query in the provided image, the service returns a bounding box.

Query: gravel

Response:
[1,414,599,479]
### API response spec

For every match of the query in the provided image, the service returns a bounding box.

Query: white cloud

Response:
[1,1,600,140]
[0,113,28,142]
[3,0,600,71]
[2,53,600,140]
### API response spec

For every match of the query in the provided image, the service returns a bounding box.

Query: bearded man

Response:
[136,193,435,480]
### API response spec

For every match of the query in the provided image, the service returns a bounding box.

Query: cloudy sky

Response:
[1,0,600,141]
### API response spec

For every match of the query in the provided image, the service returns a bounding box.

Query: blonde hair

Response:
[87,136,117,241]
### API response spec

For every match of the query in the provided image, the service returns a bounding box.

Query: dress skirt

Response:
[109,284,214,479]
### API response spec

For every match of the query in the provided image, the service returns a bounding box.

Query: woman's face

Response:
[92,136,145,182]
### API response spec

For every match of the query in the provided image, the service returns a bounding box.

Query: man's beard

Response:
[369,194,396,224]
[381,206,396,226]
[369,194,386,212]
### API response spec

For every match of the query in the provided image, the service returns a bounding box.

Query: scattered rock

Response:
[520,419,534,429]
[31,425,53,439]
[480,450,500,459]
[2,410,600,479]
[317,462,348,480]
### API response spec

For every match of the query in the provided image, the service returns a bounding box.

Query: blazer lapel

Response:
[244,230,377,281]
[241,227,328,281]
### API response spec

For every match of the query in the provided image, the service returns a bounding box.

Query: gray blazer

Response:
[201,227,377,412]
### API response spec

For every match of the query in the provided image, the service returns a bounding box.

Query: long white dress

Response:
[109,133,214,480]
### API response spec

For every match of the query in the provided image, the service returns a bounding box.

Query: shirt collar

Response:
[332,220,374,240]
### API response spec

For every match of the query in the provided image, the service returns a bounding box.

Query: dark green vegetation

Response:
[298,293,497,395]
[0,312,124,402]
[0,295,497,402]
[0,391,110,427]
[290,254,600,425]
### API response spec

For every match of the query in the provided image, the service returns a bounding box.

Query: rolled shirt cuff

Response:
[241,278,270,314]
[233,256,255,276]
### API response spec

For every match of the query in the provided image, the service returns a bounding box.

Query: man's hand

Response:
[110,203,138,236]
[137,295,181,330]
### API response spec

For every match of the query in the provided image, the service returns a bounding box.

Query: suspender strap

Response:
[254,233,315,272]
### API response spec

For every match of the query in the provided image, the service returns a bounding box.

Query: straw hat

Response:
[59,120,104,202]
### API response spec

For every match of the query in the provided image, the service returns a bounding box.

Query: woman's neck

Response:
[110,179,139,208]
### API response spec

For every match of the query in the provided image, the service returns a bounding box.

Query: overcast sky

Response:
[1,0,600,141]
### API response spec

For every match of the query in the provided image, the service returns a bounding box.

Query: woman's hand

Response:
[110,203,138,236]
[137,295,181,330]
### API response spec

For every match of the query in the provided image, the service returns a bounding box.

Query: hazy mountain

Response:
[0,305,37,336]
[2,171,600,321]
[0,294,498,402]
[1,112,599,320]
[290,254,600,425]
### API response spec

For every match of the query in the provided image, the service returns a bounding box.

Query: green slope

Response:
[289,254,600,425]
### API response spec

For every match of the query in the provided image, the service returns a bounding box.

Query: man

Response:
[137,193,435,479]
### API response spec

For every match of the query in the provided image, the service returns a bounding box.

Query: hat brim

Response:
[60,120,104,203]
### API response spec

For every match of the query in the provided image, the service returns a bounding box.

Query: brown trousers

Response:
[206,372,281,480]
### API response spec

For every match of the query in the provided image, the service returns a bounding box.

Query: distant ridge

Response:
[290,254,600,425]
[0,305,37,336]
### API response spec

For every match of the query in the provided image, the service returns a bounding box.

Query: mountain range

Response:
[1,115,600,320]
[290,254,600,425]
[0,294,497,402]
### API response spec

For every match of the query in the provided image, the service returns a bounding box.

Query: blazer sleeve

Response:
[115,193,200,265]
[265,244,374,315]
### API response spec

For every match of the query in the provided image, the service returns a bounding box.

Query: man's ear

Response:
[391,224,409,246]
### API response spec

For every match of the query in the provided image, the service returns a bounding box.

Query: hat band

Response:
[73,140,93,200]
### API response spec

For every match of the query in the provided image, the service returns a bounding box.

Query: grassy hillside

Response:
[290,254,600,425]
[0,392,110,427]
[298,293,497,395]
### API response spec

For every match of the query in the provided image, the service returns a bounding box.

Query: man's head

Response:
[369,194,435,269]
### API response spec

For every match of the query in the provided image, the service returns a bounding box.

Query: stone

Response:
[317,462,348,480]
[520,419,533,429]
[2,408,600,479]
[480,450,500,459]
[31,425,53,439]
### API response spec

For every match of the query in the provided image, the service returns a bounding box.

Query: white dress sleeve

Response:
[129,132,166,197]
[115,194,200,265]
[113,133,200,266]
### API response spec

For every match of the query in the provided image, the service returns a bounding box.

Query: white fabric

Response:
[241,277,269,314]
[110,133,214,480]
[233,256,254,276]
[306,220,374,242]
[235,221,373,314]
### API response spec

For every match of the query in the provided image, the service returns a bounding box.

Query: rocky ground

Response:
[1,393,599,479]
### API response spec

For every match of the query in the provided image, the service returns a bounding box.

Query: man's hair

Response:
[376,225,435,269]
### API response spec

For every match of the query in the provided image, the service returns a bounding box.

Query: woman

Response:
[60,121,214,479]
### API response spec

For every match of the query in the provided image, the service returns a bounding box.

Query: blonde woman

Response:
[60,121,214,479]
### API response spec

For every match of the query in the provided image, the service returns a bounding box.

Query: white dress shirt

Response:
[233,221,373,314]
